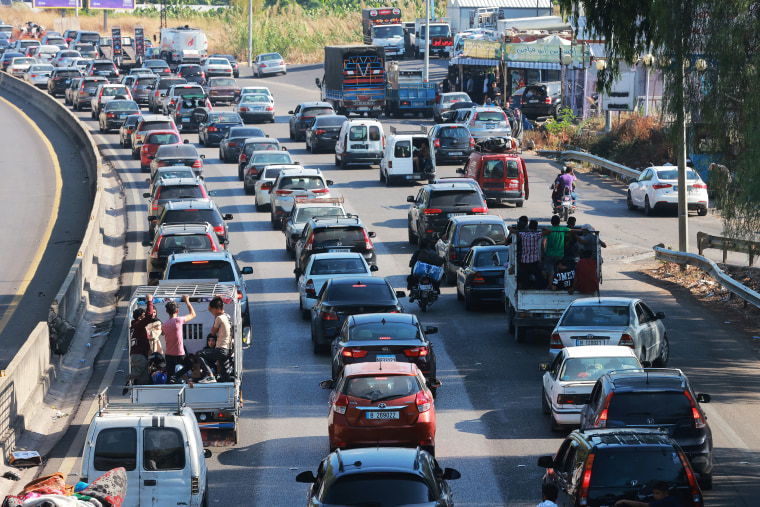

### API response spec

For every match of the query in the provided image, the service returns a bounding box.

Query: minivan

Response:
[458,146,529,207]
[334,119,385,169]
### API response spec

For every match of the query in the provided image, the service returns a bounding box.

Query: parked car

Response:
[198,111,244,147]
[282,197,348,256]
[520,81,561,119]
[427,123,474,165]
[627,165,709,216]
[455,244,510,310]
[288,101,335,141]
[99,99,140,133]
[233,93,274,123]
[305,114,347,154]
[145,222,223,283]
[219,126,266,164]
[203,76,240,105]
[23,64,54,87]
[253,52,286,77]
[47,66,81,96]
[242,151,295,194]
[269,167,334,228]
[297,252,377,318]
[432,91,471,122]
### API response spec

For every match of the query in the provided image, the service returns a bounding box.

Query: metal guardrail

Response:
[697,232,759,266]
[653,244,760,310]
[535,149,641,180]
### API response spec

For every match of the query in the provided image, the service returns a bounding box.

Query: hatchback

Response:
[269,167,334,228]
[140,130,183,170]
[154,199,233,247]
[99,99,140,133]
[289,101,335,141]
[455,244,510,310]
[90,84,132,119]
[72,76,109,110]
[627,165,709,216]
[145,222,222,283]
[173,94,213,132]
[148,76,187,113]
[520,81,561,119]
[432,91,472,122]
[219,126,266,164]
[237,136,283,178]
[176,64,205,85]
[85,59,119,79]
[46,66,81,96]
[161,83,206,115]
[253,165,292,211]
[282,197,348,255]
[150,144,205,178]
[427,123,474,165]
[242,151,294,194]
[130,75,158,105]
[144,177,210,222]
[64,77,84,106]
[297,252,377,318]
[460,106,512,140]
[131,115,179,159]
[305,114,347,153]
[198,111,244,147]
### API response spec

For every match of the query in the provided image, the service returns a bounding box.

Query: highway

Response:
[29,61,760,505]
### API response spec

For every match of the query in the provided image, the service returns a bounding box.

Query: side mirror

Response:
[145,178,151,183]
[239,266,253,275]
[425,326,438,335]
[370,265,379,272]
[242,327,252,349]
[147,215,157,221]
[368,231,376,238]
[406,195,415,203]
[208,190,216,197]
[294,268,303,277]
[142,239,152,247]
[537,456,554,469]
[200,154,206,159]
[326,180,334,186]
[395,290,406,298]
[538,362,549,371]
[630,178,638,183]
[295,471,316,484]
[655,311,665,320]
[442,468,461,480]
[287,110,294,115]
[203,449,212,458]
[143,192,151,198]
[697,393,711,403]
[319,379,334,390]
[456,167,465,174]
[427,378,442,389]
[223,213,234,220]
[314,77,321,88]
[183,139,189,144]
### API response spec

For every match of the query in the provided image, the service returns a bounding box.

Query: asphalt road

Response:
[35,60,760,506]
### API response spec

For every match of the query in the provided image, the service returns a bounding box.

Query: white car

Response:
[202,57,233,78]
[70,57,92,72]
[269,167,334,228]
[540,346,642,431]
[24,64,54,87]
[297,252,377,318]
[233,93,274,124]
[253,164,296,211]
[53,49,82,67]
[31,45,60,64]
[253,52,286,78]
[239,86,273,103]
[8,57,36,76]
[627,165,709,216]
[550,297,670,367]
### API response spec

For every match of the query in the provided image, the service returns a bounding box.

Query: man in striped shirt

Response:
[517,219,544,289]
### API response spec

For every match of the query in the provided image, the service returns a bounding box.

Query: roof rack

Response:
[609,367,685,385]
[472,137,517,153]
[132,282,237,300]
[294,196,344,204]
[389,125,427,136]
[312,215,360,225]
[98,386,186,416]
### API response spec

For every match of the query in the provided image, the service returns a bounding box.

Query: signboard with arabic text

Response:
[504,43,584,66]
[462,39,501,59]
[89,0,135,10]
[33,0,81,9]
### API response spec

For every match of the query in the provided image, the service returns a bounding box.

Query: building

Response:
[446,0,553,34]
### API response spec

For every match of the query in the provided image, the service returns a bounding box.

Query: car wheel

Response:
[654,335,670,367]
[627,191,636,210]
[541,389,551,415]
[550,415,562,432]
[299,299,310,320]
[131,149,139,160]
[99,122,104,133]
[289,125,295,140]
[698,206,708,216]
[456,284,464,301]
[407,220,417,245]
[310,140,317,154]
[199,133,206,147]
[464,292,474,311]
[380,168,386,183]
[254,199,263,211]
[700,473,713,490]
[238,166,244,181]
[270,213,278,230]
[334,153,341,167]
[644,196,653,216]
[340,155,347,170]
[516,200,524,208]
[244,185,253,196]
[219,148,225,162]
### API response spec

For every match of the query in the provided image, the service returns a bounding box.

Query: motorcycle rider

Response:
[552,166,577,209]
[408,240,442,300]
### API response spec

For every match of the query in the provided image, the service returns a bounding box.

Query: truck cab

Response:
[380,126,436,185]
[414,19,453,59]
[457,139,528,207]
[361,7,404,58]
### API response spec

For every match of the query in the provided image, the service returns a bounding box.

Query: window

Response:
[345,375,421,401]
[394,140,411,158]
[560,305,630,327]
[323,474,434,504]
[143,427,185,471]
[483,160,504,179]
[559,357,641,381]
[590,448,688,488]
[311,258,367,275]
[428,190,483,207]
[167,260,235,283]
[159,185,204,200]
[348,322,420,341]
[607,392,693,425]
[440,126,469,138]
[93,428,137,471]
[506,160,520,178]
[369,126,381,141]
[328,283,394,302]
[313,226,365,246]
[147,133,179,145]
[280,176,325,190]
[349,126,367,141]
[475,111,506,122]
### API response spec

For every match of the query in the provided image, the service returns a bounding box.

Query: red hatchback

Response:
[321,362,438,455]
[140,130,183,171]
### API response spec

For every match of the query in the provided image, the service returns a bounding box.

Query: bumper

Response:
[343,151,383,165]
[464,286,505,303]
[471,129,512,140]
[313,136,339,149]
[261,65,286,74]
[550,405,582,426]
[240,111,275,123]
[209,94,237,103]
[434,148,471,163]
[105,119,125,130]
[132,93,150,104]
[652,195,708,211]
[388,171,434,183]
[484,189,524,205]
[205,133,225,144]
[328,417,435,450]
[206,70,233,78]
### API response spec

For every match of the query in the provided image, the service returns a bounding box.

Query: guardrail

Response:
[535,149,641,180]
[697,232,759,266]
[653,244,760,310]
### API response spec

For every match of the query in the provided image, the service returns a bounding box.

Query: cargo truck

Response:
[315,45,386,118]
[160,26,208,68]
[414,18,453,59]
[361,7,405,59]
[384,63,435,117]
[97,35,138,70]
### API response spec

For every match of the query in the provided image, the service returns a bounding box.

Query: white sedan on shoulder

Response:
[253,52,286,78]
[540,346,642,431]
[550,297,669,366]
[297,252,378,318]
[627,165,709,216]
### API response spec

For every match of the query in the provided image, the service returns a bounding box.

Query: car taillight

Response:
[677,449,703,505]
[214,226,225,236]
[693,183,707,189]
[228,142,238,147]
[596,392,614,428]
[416,391,431,413]
[201,71,206,79]
[652,183,672,190]
[312,188,329,194]
[208,126,218,132]
[164,68,170,73]
[106,112,115,118]
[471,272,486,285]
[260,63,266,68]
[150,235,162,258]
[319,310,338,321]
[305,279,316,297]
[261,182,273,191]
[239,106,249,112]
[684,391,707,429]
[472,207,488,213]
[247,168,259,178]
[545,97,552,104]
[30,74,37,78]
[363,230,373,250]
[423,208,442,214]
[333,394,348,415]
[155,89,160,97]
[240,154,247,163]
[305,234,314,251]
[433,138,441,148]
[550,333,563,350]
[342,348,367,358]
[578,453,595,504]
[619,334,634,348]
[89,69,93,75]
[236,289,243,300]
[193,159,202,169]
[469,137,475,148]
[276,189,292,196]
[404,347,428,357]
[314,129,326,135]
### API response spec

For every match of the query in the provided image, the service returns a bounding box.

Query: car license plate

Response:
[329,248,351,253]
[412,101,423,107]
[182,118,190,122]
[448,212,466,218]
[253,106,264,111]
[367,411,399,420]
[486,124,495,129]
[529,99,539,103]
[351,144,368,149]
[575,338,606,346]
[88,91,95,95]
[449,152,463,156]
[405,175,420,180]
[376,355,395,362]
[119,114,127,119]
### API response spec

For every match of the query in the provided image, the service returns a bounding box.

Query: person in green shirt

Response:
[542,215,569,287]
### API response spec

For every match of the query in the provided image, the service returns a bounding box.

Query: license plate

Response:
[253,106,264,111]
[329,248,351,253]
[88,91,95,95]
[419,284,433,290]
[448,212,466,218]
[405,175,421,180]
[119,114,126,119]
[376,355,395,362]
[182,118,190,122]
[575,339,606,346]
[529,99,539,103]
[366,411,399,420]
[351,144,368,149]
[449,151,462,156]
[486,124,495,129]
[412,101,423,107]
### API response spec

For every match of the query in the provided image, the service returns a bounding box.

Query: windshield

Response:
[373,25,403,38]
[167,260,235,282]
[429,25,451,37]
[429,190,483,207]
[559,357,642,381]
[243,141,278,154]
[560,305,630,327]
[310,257,367,275]
[344,375,421,402]
[323,474,433,505]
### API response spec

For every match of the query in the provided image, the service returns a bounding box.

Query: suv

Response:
[130,75,158,106]
[537,428,704,506]
[520,81,562,119]
[148,76,187,113]
[145,222,222,283]
[90,83,132,118]
[72,76,109,110]
[433,214,507,284]
[46,67,81,97]
[580,368,713,488]
[459,106,511,141]
[162,84,206,115]
[173,94,212,132]
[84,59,119,79]
[269,167,334,228]
[427,123,474,165]
[458,146,529,207]
[153,199,233,246]
[294,215,377,280]
[282,197,347,255]
[176,64,206,85]
[288,101,335,141]
[406,182,488,247]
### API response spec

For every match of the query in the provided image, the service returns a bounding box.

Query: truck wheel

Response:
[335,154,341,167]
[340,156,348,170]
[516,200,524,208]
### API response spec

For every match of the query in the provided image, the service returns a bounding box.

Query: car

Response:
[520,81,561,119]
[427,123,474,165]
[145,222,223,283]
[207,54,240,77]
[129,74,158,106]
[432,91,471,122]
[176,64,205,85]
[31,45,61,64]
[579,368,714,488]
[455,244,509,310]
[70,57,92,73]
[439,100,479,123]
[146,165,197,196]
[627,165,709,216]
[310,277,405,353]
[296,447,460,506]
[172,94,213,132]
[294,216,377,281]
[201,56,233,78]
[242,151,295,194]
[406,182,489,248]
[305,114,347,154]
[0,52,25,73]
[282,197,348,256]
[253,52,286,77]
[62,29,82,46]
[458,145,529,207]
[131,115,180,159]
[142,59,172,76]
[321,362,438,453]
[198,111,244,147]
[72,43,97,59]
[161,83,205,115]
[52,49,81,68]
[72,76,109,111]
[238,85,273,104]
[537,428,705,506]
[127,67,155,78]
[84,59,119,79]
[144,177,211,224]
[47,66,81,96]
[148,76,187,113]
[459,105,512,140]
[237,136,283,177]
[203,76,240,105]
[219,126,266,164]
[434,214,508,284]
[64,76,84,105]
[149,144,205,179]
[288,101,335,141]
[99,99,140,133]
[70,30,100,49]
[90,83,132,118]
[139,130,184,171]
[232,93,274,123]
[119,113,142,148]
[8,57,36,76]
[549,297,670,365]
[269,167,334,228]
[153,199,233,247]
[297,252,377,318]
[539,346,642,431]
[41,35,67,50]
[24,64,54,87]
[252,164,293,211]
[335,119,385,169]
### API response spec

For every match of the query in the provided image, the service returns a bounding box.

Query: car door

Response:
[554,441,578,505]
[140,425,191,507]
[580,382,602,429]
[296,223,313,273]
[634,301,656,361]
[290,104,301,130]
[412,188,427,235]
[633,168,652,206]
[456,249,474,294]
[543,352,563,410]
[86,426,140,507]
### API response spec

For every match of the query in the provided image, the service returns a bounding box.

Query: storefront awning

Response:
[449,56,501,66]
[506,61,561,70]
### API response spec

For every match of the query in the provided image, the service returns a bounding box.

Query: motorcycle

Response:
[409,261,443,312]
[551,185,576,222]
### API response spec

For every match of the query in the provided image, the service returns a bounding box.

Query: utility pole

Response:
[248,0,253,70]
[424,0,430,83]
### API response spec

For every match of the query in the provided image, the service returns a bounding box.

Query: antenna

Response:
[414,446,421,469]
[336,448,344,472]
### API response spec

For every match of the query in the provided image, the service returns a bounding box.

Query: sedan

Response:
[9,57,38,77]
[140,130,183,171]
[46,67,81,96]
[204,76,240,105]
[305,114,347,154]
[455,245,509,310]
[233,93,275,123]
[243,151,294,194]
[550,297,670,366]
[253,52,286,77]
[24,64,54,87]
[321,362,438,453]
[99,99,140,133]
[310,277,405,353]
[208,54,239,77]
[198,111,244,147]
[201,56,233,78]
[432,91,471,122]
[297,252,377,318]
[219,126,266,163]
[627,165,709,216]
[119,113,142,148]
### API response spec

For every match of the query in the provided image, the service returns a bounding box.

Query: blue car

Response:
[198,111,244,147]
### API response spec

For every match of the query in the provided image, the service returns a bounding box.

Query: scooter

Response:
[552,186,576,222]
[409,261,443,312]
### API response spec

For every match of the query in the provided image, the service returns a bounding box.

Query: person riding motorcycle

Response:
[407,240,442,297]
[551,166,577,209]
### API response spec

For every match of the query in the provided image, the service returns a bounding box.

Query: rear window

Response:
[180,66,202,76]
[559,357,641,381]
[93,428,136,472]
[295,207,345,223]
[327,282,393,302]
[102,87,127,96]
[164,209,222,227]
[125,115,142,126]
[158,79,185,90]
[324,474,433,504]
[261,53,282,61]
[475,111,506,122]
[428,190,483,207]
[656,169,700,181]
[147,60,169,68]
[46,37,65,45]
[211,113,241,123]
[607,392,694,425]
[158,234,213,254]
[279,176,325,190]
[482,159,520,179]
[439,126,469,138]
[313,226,366,246]
[560,305,630,327]
[84,79,106,89]
[136,77,157,86]
[55,70,81,78]
[394,141,411,158]
[348,322,419,341]
[106,101,139,112]
[207,58,228,65]
[349,126,366,141]
[230,127,265,138]
[210,78,235,87]
[302,107,333,116]
[143,427,185,471]
[263,168,283,179]
[158,185,204,200]
[344,375,421,401]
[456,224,505,244]
[155,168,194,180]
[316,116,347,127]
[473,249,508,268]
[79,33,100,43]
[590,448,688,488]
[252,153,291,165]
[311,258,367,275]
[146,133,180,145]
[167,260,235,282]
[141,121,174,132]
[93,62,115,71]
[243,141,279,155]
[173,87,204,97]
[61,51,79,57]
[156,146,198,158]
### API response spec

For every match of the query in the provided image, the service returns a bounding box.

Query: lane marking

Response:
[0,96,62,335]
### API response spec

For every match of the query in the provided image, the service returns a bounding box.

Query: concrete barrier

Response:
[0,73,104,461]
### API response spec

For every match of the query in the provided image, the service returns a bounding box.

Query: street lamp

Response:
[642,53,654,116]
[596,59,606,71]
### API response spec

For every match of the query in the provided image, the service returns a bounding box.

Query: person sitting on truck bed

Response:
[571,248,599,294]
[129,294,156,386]
[162,295,196,380]
[197,296,233,383]
[550,258,575,293]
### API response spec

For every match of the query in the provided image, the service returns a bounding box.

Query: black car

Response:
[406,182,488,247]
[427,123,474,165]
[296,447,460,507]
[305,114,347,153]
[177,64,205,85]
[288,101,335,141]
[310,277,405,353]
[538,428,704,506]
[85,59,119,79]
[148,76,187,113]
[579,368,714,488]
[237,137,283,178]
[208,53,239,77]
[455,245,509,310]
[219,126,266,163]
[119,113,142,148]
[520,81,562,119]
[99,99,140,133]
[46,67,81,97]
[330,313,437,385]
[198,111,244,147]
[153,199,233,246]
[294,216,377,280]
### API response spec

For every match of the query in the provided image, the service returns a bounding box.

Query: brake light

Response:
[471,272,486,285]
[260,63,266,68]
[315,129,326,135]
[469,137,475,147]
[404,347,428,357]
[261,181,273,191]
[201,71,206,79]
[228,142,238,147]
[247,168,259,178]
[237,290,243,300]
[550,333,563,350]
[312,188,329,194]
[652,183,672,190]
[619,334,634,348]
[30,74,37,78]
[363,229,373,250]
[693,183,707,189]
[208,126,218,132]
[333,394,348,414]
[266,105,274,111]
[239,106,249,112]
[193,159,202,169]
[150,235,162,258]
[319,310,339,321]
[416,391,431,413]
[305,279,316,297]
[677,450,703,505]
[106,112,115,118]
[578,453,595,505]
[305,234,314,251]
[684,391,707,429]
[240,154,247,163]
[214,225,225,236]
[557,394,576,405]
[472,207,488,213]
[545,97,552,104]
[434,138,440,148]
[276,189,293,196]
[155,89,160,97]
[342,348,368,358]
[423,208,442,214]
[596,392,614,428]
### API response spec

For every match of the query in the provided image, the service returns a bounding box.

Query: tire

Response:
[653,335,670,367]
[299,299,310,320]
[700,473,713,490]
[407,221,417,245]
[245,185,253,196]
[310,139,318,154]
[516,200,524,208]
[99,122,104,133]
[456,284,464,301]
[644,196,653,216]
[420,299,427,312]
[698,206,708,216]
[335,153,341,167]
[238,167,244,181]
[627,191,636,210]
[340,155,348,170]
[132,149,139,160]
[550,415,562,432]
[380,168,386,183]
[542,389,551,415]
[289,125,295,140]
[464,292,473,311]
[271,215,279,230]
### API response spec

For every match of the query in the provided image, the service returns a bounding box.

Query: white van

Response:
[379,126,436,185]
[334,119,384,169]
[81,387,210,507]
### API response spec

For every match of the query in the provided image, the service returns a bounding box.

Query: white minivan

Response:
[379,126,436,185]
[334,119,384,169]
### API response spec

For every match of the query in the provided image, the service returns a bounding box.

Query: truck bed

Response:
[132,384,236,412]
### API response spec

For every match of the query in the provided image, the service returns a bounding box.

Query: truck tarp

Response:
[323,45,386,91]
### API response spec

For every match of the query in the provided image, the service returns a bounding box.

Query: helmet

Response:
[152,371,167,385]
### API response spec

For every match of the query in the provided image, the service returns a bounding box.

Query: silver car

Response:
[24,64,54,87]
[432,92,471,122]
[459,106,512,140]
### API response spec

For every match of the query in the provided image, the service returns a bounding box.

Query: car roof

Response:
[165,199,214,210]
[310,216,363,228]
[156,177,201,186]
[299,101,332,108]
[243,137,277,144]
[169,251,233,262]
[310,252,366,261]
[279,167,322,177]
[425,182,479,191]
[349,312,416,325]
[568,297,638,307]
[325,447,429,476]
[140,114,173,121]
[449,215,504,225]
[345,362,418,377]
[604,368,688,391]
[561,345,639,359]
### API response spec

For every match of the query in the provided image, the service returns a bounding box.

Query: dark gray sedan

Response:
[99,99,140,133]
[198,111,244,147]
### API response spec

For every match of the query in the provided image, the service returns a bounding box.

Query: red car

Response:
[321,362,438,454]
[140,130,183,171]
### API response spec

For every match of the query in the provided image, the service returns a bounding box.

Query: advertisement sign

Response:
[89,0,135,9]
[33,0,82,8]
[134,27,145,59]
[504,43,584,66]
[462,39,501,59]
[602,71,637,111]
[111,27,122,58]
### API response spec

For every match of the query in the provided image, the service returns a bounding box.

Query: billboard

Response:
[89,0,135,9]
[33,0,82,8]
